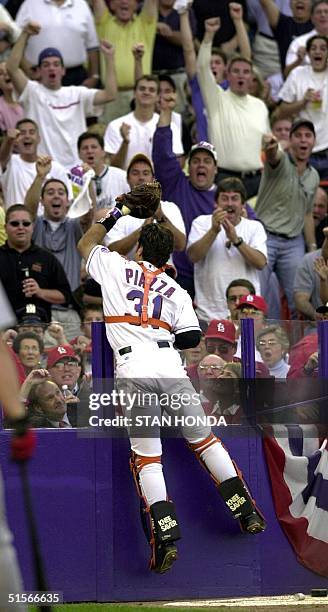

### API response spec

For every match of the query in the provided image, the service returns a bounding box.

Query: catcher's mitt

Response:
[116,180,161,219]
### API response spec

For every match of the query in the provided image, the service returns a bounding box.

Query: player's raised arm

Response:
[78,181,162,260]
[77,204,129,261]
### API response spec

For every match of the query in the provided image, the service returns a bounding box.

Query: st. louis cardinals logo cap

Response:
[205,319,236,344]
[236,294,268,315]
[47,345,78,368]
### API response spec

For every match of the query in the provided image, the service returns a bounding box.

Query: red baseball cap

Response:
[47,345,78,368]
[236,294,268,315]
[205,319,236,344]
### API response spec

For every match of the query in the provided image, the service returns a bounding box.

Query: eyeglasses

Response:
[206,343,231,354]
[258,340,279,347]
[53,360,80,370]
[199,365,223,371]
[8,220,32,227]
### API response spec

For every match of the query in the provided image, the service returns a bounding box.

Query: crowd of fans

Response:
[0,0,328,429]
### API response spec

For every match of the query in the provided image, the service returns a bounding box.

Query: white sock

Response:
[139,463,167,506]
[200,441,237,483]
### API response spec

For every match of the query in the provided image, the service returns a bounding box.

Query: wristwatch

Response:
[233,237,244,248]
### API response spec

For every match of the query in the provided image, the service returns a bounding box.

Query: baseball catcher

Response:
[78,181,266,574]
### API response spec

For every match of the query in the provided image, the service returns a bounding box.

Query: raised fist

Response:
[36,155,52,178]
[23,21,41,36]
[262,133,278,152]
[229,3,243,21]
[132,43,145,60]
[100,40,115,57]
[120,122,131,143]
[159,92,177,112]
[7,128,20,141]
[204,17,221,34]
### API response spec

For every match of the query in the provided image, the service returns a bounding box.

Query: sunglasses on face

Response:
[239,308,262,316]
[206,343,231,354]
[8,220,32,227]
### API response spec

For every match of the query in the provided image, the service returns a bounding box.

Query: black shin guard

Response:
[149,501,181,573]
[218,476,266,534]
[130,454,181,572]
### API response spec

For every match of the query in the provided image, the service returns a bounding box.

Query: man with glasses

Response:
[236,295,268,333]
[46,344,90,427]
[0,204,71,322]
[204,319,237,363]
[204,315,270,377]
[197,353,226,417]
[47,345,81,389]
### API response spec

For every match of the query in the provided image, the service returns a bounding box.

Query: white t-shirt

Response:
[1,154,72,208]
[187,216,267,322]
[87,165,129,210]
[16,0,99,68]
[104,200,186,264]
[19,81,102,169]
[104,111,184,170]
[86,247,199,353]
[285,29,316,68]
[278,65,328,152]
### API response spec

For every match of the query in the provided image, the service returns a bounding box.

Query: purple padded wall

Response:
[1,321,327,601]
[0,428,327,602]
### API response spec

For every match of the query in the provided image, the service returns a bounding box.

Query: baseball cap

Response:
[290,119,315,137]
[205,319,236,344]
[236,294,268,315]
[16,304,48,326]
[47,345,78,368]
[38,47,64,66]
[189,141,218,164]
[127,153,154,176]
[316,302,328,314]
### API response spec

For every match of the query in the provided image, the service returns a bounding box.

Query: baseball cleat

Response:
[240,511,266,534]
[152,543,178,574]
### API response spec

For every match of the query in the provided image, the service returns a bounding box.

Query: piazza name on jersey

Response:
[125,267,176,298]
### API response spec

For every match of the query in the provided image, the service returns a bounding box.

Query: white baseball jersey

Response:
[86,247,200,353]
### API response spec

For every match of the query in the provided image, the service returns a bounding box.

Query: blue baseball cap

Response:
[38,47,64,66]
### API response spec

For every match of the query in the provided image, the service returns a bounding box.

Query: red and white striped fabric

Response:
[263,425,328,577]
